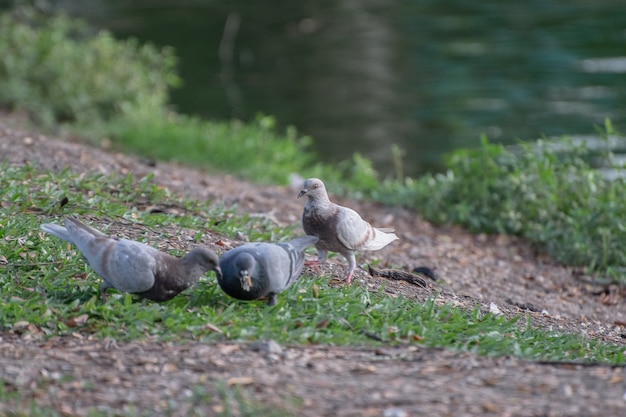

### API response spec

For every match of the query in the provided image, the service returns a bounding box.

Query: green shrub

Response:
[373,128,626,279]
[0,6,179,128]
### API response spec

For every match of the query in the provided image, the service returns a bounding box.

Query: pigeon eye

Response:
[312,184,319,189]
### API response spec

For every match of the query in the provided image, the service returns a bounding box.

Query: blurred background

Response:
[11,0,626,176]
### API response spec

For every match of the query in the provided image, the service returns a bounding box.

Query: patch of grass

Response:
[1,164,623,365]
[108,112,322,185]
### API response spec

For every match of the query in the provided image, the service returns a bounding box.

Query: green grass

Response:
[1,163,623,366]
[108,112,323,185]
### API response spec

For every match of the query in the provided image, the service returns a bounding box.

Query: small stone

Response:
[250,339,283,355]
[384,408,407,417]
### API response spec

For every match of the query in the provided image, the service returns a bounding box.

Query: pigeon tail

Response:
[360,228,398,251]
[286,235,319,252]
[40,223,72,243]
[63,217,109,240]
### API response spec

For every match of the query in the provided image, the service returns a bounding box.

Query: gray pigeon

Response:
[40,217,222,302]
[297,177,398,283]
[217,235,319,306]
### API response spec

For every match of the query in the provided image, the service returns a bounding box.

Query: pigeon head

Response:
[297,178,328,200]
[184,247,222,280]
[234,252,256,291]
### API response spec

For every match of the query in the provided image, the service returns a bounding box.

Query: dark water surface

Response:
[48,0,626,176]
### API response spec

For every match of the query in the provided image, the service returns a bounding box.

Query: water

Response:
[42,1,626,176]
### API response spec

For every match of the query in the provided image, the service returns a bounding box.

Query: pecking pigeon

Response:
[217,235,318,306]
[40,217,222,302]
[297,177,398,283]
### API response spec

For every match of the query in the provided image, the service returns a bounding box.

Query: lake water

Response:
[46,0,626,176]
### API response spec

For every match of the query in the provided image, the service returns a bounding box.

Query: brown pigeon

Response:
[297,178,398,283]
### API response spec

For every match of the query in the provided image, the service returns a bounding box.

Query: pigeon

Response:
[217,235,318,306]
[40,217,222,302]
[297,177,398,283]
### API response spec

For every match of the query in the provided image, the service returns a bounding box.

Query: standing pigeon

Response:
[217,235,318,306]
[297,177,398,283]
[40,217,222,302]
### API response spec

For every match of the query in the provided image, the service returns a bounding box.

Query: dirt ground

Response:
[1,115,625,416]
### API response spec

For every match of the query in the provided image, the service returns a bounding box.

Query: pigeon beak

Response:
[240,271,252,291]
[297,189,308,199]
[214,266,223,281]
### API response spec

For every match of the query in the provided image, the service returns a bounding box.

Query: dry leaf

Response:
[13,321,30,329]
[315,319,328,329]
[64,314,89,327]
[204,322,223,333]
[227,376,254,386]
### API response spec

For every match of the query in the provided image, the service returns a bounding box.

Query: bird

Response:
[40,217,222,302]
[297,177,398,283]
[217,235,319,306]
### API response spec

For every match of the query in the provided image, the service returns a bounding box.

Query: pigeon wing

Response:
[252,244,292,292]
[102,239,158,293]
[336,207,398,251]
[335,207,375,250]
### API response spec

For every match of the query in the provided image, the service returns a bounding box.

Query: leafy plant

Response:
[0,6,178,128]
[371,126,626,282]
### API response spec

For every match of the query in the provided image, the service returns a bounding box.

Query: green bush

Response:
[0,6,179,128]
[373,128,626,279]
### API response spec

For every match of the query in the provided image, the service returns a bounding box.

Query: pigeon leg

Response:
[267,293,278,306]
[99,281,112,303]
[344,252,357,284]
[100,287,108,303]
[304,248,327,268]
